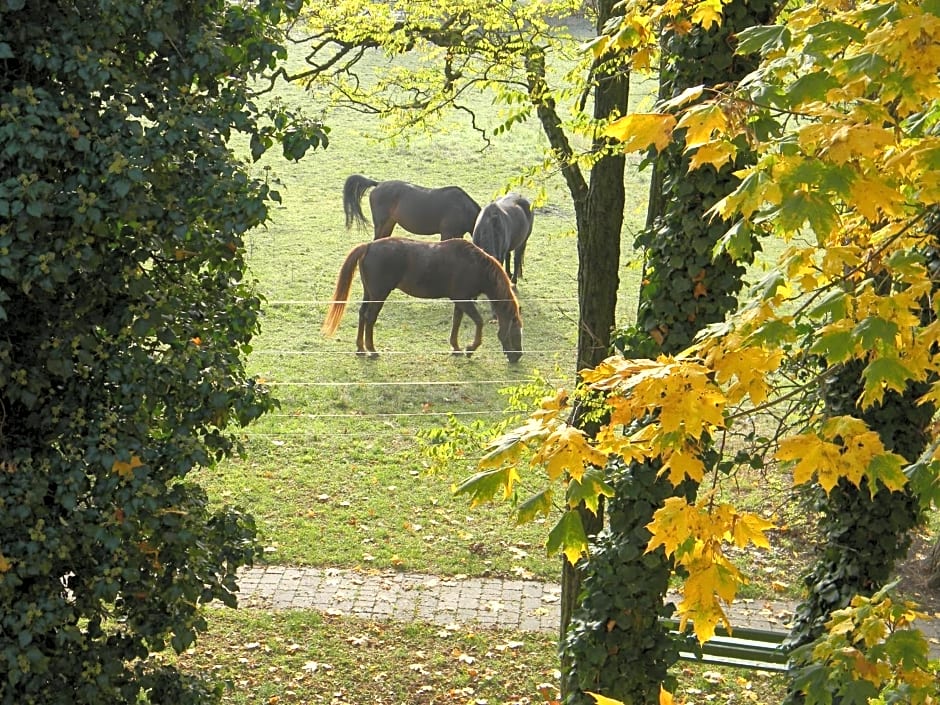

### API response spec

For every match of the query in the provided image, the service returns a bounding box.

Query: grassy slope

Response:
[195,33,657,580]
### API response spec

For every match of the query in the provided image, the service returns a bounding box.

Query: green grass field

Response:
[192,35,664,581]
[175,26,807,705]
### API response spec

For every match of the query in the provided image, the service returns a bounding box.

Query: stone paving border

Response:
[237,565,940,658]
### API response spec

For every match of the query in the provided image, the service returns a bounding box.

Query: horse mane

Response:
[468,243,520,324]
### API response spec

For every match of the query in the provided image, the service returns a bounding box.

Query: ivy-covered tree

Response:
[461,0,940,703]
[0,2,326,703]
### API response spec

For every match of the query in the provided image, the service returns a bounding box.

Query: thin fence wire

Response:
[252,348,576,356]
[265,297,580,306]
[265,378,568,387]
[265,409,511,420]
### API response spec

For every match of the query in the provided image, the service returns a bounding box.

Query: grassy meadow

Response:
[177,22,801,705]
[194,34,665,581]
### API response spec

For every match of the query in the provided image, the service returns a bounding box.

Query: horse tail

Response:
[343,175,379,230]
[322,243,369,336]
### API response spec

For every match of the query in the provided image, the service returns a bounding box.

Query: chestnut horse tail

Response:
[322,243,370,336]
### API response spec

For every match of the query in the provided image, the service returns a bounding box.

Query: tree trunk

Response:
[928,532,940,589]
[558,0,629,691]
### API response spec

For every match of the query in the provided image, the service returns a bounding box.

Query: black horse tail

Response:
[343,174,379,230]
[322,243,369,336]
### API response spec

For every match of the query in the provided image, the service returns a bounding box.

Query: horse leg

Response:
[372,217,396,239]
[453,300,485,356]
[513,242,527,284]
[449,306,465,355]
[357,301,382,358]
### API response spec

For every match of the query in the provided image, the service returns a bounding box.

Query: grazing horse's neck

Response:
[484,274,516,324]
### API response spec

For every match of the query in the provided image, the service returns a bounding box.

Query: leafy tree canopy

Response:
[460,0,940,698]
[0,1,325,703]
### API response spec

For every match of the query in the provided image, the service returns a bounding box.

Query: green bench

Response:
[663,618,790,672]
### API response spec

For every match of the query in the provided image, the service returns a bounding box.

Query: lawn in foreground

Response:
[174,608,786,705]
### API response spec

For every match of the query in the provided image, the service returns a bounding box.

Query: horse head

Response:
[497,310,523,363]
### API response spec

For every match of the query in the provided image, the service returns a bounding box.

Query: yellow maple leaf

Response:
[849,176,905,222]
[646,496,695,557]
[604,113,677,152]
[587,692,626,705]
[677,103,729,149]
[728,513,774,549]
[825,124,895,165]
[533,426,608,482]
[659,687,675,705]
[479,417,550,469]
[656,371,726,438]
[710,344,782,405]
[677,556,737,641]
[776,433,845,492]
[112,455,144,479]
[0,553,11,573]
[688,141,737,171]
[661,446,706,484]
[690,0,725,30]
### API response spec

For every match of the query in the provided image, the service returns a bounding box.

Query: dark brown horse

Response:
[343,174,481,240]
[471,193,534,285]
[322,238,523,362]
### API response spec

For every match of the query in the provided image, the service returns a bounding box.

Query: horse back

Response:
[373,181,480,237]
[361,238,497,301]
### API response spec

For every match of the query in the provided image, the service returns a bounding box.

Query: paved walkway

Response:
[237,565,940,657]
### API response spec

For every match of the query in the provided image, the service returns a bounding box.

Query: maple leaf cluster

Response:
[460,0,940,675]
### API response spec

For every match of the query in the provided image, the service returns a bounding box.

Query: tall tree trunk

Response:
[560,0,778,702]
[928,533,940,589]
[559,0,629,685]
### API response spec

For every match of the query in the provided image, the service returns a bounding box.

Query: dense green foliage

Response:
[560,2,779,703]
[562,458,697,704]
[785,358,935,701]
[0,2,326,703]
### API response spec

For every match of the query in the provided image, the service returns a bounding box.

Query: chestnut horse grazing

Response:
[343,174,481,240]
[321,238,523,361]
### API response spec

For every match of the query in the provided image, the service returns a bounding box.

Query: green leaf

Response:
[839,53,888,80]
[0,42,13,59]
[567,467,614,515]
[862,356,913,400]
[905,455,940,512]
[808,289,847,320]
[744,318,796,346]
[852,316,899,350]
[886,249,926,277]
[516,489,554,524]
[753,269,786,300]
[884,628,931,669]
[838,677,878,705]
[787,71,839,107]
[865,453,908,495]
[453,467,520,508]
[546,510,588,564]
[775,189,839,236]
[809,330,855,364]
[803,21,867,57]
[734,25,789,56]
[712,220,757,261]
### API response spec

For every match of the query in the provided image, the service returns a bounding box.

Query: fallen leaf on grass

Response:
[494,641,525,652]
